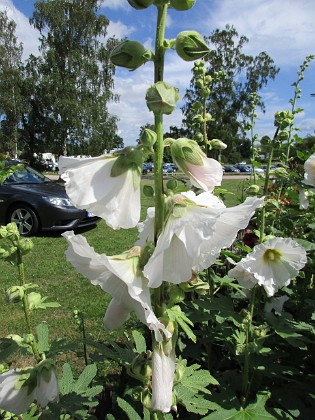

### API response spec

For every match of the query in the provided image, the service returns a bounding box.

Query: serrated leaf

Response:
[36,323,50,353]
[176,385,217,415]
[132,330,146,353]
[203,392,274,419]
[83,385,103,398]
[59,363,74,395]
[181,363,219,393]
[167,305,196,342]
[74,363,97,393]
[117,397,142,420]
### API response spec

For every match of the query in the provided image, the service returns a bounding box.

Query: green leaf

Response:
[203,392,275,419]
[132,330,146,353]
[59,363,74,395]
[167,305,196,342]
[117,397,142,420]
[36,323,50,353]
[294,238,315,251]
[74,363,98,393]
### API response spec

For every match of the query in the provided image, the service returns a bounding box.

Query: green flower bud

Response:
[127,0,154,9]
[110,40,154,71]
[170,137,204,166]
[128,352,152,382]
[246,184,260,195]
[6,285,25,303]
[140,128,157,151]
[175,30,210,61]
[166,178,178,191]
[170,0,196,10]
[208,138,227,150]
[169,286,185,304]
[274,167,288,178]
[27,292,42,310]
[18,238,34,255]
[146,81,179,115]
[111,146,145,179]
[6,222,19,240]
[23,333,36,345]
[141,387,152,409]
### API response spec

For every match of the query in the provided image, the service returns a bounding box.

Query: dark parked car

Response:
[0,162,99,236]
[235,164,252,173]
[223,165,240,173]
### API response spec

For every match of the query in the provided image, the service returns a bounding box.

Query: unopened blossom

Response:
[303,153,315,187]
[138,192,264,287]
[264,295,289,313]
[0,363,58,415]
[59,153,141,230]
[151,341,176,413]
[169,137,223,191]
[228,237,307,297]
[63,231,170,341]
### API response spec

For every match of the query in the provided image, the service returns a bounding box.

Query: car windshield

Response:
[5,165,53,184]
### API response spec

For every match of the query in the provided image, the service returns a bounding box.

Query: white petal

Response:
[0,370,36,415]
[59,155,140,229]
[304,153,315,187]
[151,344,175,413]
[103,299,131,329]
[185,157,223,191]
[36,368,59,407]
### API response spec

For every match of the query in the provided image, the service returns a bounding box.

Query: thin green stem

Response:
[153,3,168,242]
[17,250,41,363]
[241,286,256,408]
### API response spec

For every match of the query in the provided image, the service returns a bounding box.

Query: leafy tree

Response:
[182,25,279,161]
[0,10,23,157]
[24,0,120,156]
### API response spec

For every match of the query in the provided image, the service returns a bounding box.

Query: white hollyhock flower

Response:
[169,137,223,191]
[139,192,264,287]
[151,342,176,413]
[303,153,315,187]
[228,237,307,297]
[0,364,58,415]
[299,188,310,210]
[62,231,170,342]
[183,156,223,191]
[59,154,140,229]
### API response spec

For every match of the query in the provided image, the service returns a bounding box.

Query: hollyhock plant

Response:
[168,137,223,191]
[0,362,58,415]
[138,191,264,287]
[228,237,307,297]
[303,153,315,187]
[62,231,171,342]
[59,150,142,230]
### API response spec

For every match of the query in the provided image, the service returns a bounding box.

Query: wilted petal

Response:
[59,155,140,229]
[151,342,175,413]
[62,231,170,341]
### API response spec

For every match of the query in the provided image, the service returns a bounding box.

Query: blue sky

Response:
[1,0,315,147]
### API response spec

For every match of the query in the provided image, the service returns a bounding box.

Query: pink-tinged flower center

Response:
[263,248,283,263]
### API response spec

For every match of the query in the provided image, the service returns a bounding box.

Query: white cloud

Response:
[204,0,315,67]
[0,0,40,60]
[107,20,135,39]
[101,0,126,10]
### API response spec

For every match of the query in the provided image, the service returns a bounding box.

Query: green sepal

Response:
[175,30,210,62]
[143,184,154,197]
[111,146,145,181]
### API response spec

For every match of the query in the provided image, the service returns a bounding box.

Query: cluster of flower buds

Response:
[110,40,154,71]
[274,110,294,142]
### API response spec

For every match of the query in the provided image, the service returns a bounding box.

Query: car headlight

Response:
[43,196,74,207]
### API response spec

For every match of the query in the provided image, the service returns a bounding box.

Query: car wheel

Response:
[9,205,39,236]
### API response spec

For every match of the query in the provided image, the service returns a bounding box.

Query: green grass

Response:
[0,177,257,366]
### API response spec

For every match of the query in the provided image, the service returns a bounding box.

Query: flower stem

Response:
[153,3,168,242]
[17,250,41,363]
[241,286,256,407]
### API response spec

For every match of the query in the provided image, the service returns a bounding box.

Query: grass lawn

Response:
[0,177,258,368]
